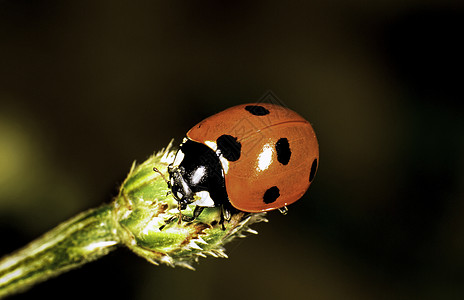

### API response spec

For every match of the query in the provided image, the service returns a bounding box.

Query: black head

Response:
[167,139,229,208]
[167,164,194,206]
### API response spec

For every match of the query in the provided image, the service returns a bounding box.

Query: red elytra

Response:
[186,103,319,213]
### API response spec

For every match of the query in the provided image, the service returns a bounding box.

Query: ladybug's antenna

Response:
[153,167,170,186]
[153,166,183,223]
[177,202,183,224]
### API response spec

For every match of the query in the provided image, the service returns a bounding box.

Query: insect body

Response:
[166,103,319,222]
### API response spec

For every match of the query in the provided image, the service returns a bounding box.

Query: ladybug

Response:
[164,103,319,223]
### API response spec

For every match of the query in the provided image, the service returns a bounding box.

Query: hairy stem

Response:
[0,204,119,299]
[0,145,269,297]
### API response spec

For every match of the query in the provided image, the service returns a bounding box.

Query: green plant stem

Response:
[0,146,269,297]
[0,204,119,299]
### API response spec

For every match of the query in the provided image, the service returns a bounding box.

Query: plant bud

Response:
[113,143,268,270]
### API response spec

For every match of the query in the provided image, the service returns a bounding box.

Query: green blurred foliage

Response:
[1,1,463,299]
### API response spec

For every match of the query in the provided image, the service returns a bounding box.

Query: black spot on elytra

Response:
[275,138,291,165]
[309,158,318,182]
[245,105,270,116]
[216,135,241,161]
[263,186,280,204]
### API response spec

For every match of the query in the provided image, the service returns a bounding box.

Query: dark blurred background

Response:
[1,1,463,299]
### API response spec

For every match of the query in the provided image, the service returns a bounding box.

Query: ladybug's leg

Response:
[159,202,189,230]
[181,205,205,222]
[222,206,231,221]
[191,205,205,220]
[219,205,232,230]
[278,206,289,215]
[219,209,225,230]
[177,202,183,224]
[159,215,176,230]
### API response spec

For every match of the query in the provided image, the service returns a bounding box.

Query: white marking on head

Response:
[204,140,217,151]
[172,149,185,167]
[190,166,206,185]
[218,155,229,174]
[176,192,183,199]
[180,177,191,196]
[193,191,215,207]
[257,143,273,172]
